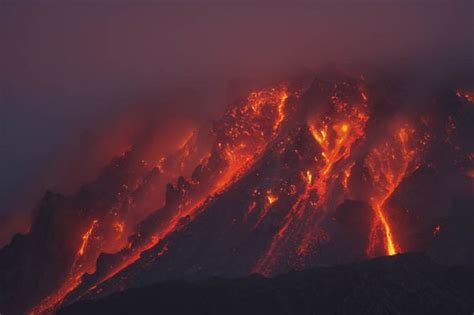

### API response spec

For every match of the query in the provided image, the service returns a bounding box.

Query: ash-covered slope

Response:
[59,253,474,315]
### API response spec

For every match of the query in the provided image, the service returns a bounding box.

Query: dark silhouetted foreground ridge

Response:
[59,253,474,315]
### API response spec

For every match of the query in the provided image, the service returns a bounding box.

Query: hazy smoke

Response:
[0,1,472,245]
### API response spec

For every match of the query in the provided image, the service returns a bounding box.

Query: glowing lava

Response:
[31,220,100,314]
[30,85,292,314]
[26,80,445,314]
[73,85,289,301]
[254,85,369,274]
[78,220,98,256]
[365,127,417,256]
[266,190,278,205]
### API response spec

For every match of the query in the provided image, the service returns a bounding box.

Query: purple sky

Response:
[0,1,472,239]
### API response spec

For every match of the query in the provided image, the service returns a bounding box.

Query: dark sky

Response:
[0,1,472,231]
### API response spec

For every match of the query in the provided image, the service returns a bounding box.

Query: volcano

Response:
[1,75,473,315]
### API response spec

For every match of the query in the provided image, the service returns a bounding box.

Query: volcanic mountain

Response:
[1,75,473,315]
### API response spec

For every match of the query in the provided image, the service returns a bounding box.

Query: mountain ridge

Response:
[59,253,474,315]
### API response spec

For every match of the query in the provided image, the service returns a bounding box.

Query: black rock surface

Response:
[59,253,474,315]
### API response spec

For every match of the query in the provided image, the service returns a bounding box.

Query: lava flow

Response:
[30,85,291,314]
[307,96,369,206]
[78,220,98,256]
[365,126,417,256]
[254,82,370,274]
[30,219,101,315]
[4,77,473,315]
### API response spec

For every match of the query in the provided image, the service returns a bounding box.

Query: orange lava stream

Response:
[295,94,368,255]
[308,91,369,208]
[341,162,355,191]
[274,92,288,131]
[309,121,361,203]
[75,126,282,307]
[30,219,99,314]
[31,86,290,314]
[254,90,369,274]
[78,220,98,256]
[366,127,415,257]
[373,204,397,255]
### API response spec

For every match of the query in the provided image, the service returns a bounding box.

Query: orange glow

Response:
[304,170,313,185]
[366,126,417,257]
[433,224,441,236]
[78,220,98,256]
[340,123,349,133]
[308,101,368,205]
[342,162,355,190]
[255,88,369,274]
[275,92,289,131]
[372,205,397,255]
[29,79,451,313]
[266,190,278,205]
[31,85,293,314]
[213,85,290,193]
[30,86,293,314]
[31,219,100,314]
[254,190,279,227]
[245,86,289,134]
